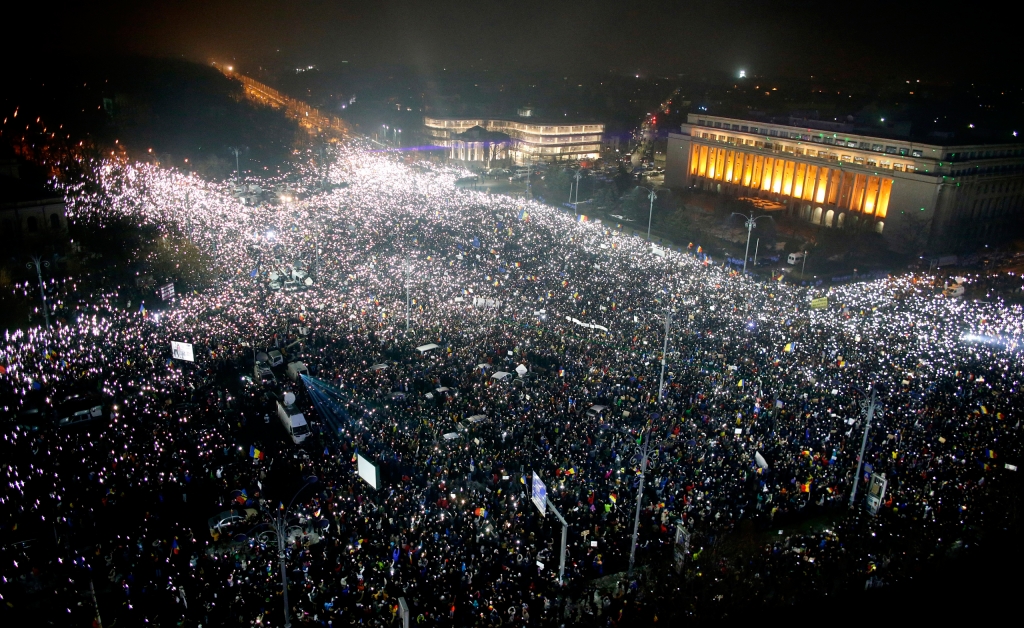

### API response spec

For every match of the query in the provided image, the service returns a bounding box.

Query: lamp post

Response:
[731,212,774,275]
[230,147,241,179]
[636,186,661,241]
[573,169,583,214]
[249,475,317,628]
[26,255,51,329]
[801,249,808,278]
[850,386,878,508]
[628,420,654,576]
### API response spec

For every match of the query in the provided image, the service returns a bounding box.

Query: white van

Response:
[287,361,309,382]
[787,252,804,265]
[277,393,310,444]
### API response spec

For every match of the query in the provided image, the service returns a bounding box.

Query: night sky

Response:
[17,0,1018,80]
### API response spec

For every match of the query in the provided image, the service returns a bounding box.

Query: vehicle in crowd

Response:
[207,508,257,541]
[268,350,285,367]
[787,252,805,265]
[55,394,105,428]
[277,392,310,444]
[586,404,609,418]
[287,361,309,382]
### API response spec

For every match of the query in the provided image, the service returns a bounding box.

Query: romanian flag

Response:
[249,446,264,460]
[558,369,565,377]
[236,489,248,504]
[696,246,703,254]
[577,214,588,223]
[609,493,618,504]
[987,450,997,459]
[172,538,179,554]
[980,406,988,414]
[799,482,811,493]
[784,343,793,353]
[565,467,576,476]
[518,210,529,221]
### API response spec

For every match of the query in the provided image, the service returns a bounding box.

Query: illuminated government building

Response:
[424,111,604,166]
[665,113,1024,251]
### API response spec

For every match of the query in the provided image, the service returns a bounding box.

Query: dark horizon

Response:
[11,0,1020,82]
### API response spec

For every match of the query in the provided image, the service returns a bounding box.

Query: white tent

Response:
[369,364,388,371]
[491,371,512,380]
[416,343,439,353]
[515,364,528,376]
[442,432,460,440]
[467,415,488,423]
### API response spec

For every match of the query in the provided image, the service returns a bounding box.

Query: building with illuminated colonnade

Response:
[424,117,604,165]
[665,114,1024,251]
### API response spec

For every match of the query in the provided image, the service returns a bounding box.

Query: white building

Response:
[665,113,1024,252]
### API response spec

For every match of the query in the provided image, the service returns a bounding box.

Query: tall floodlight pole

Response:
[26,256,51,329]
[404,262,411,334]
[850,386,878,508]
[637,186,661,241]
[753,238,760,268]
[801,250,808,277]
[569,181,575,216]
[657,302,672,404]
[573,169,583,214]
[628,423,653,576]
[731,212,773,275]
[230,147,241,178]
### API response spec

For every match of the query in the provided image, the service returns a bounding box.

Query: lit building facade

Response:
[665,114,1024,252]
[424,117,604,165]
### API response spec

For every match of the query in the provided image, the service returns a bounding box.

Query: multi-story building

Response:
[665,113,1024,252]
[424,117,604,165]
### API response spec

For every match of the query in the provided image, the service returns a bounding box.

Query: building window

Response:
[912,150,923,158]
[872,144,884,152]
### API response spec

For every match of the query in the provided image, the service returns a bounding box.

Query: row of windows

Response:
[1,213,62,232]
[944,148,1024,162]
[950,163,1024,177]
[697,134,917,172]
[969,180,1024,195]
[694,120,924,157]
[688,144,893,218]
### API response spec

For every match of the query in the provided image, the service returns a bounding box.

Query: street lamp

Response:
[573,169,583,215]
[26,255,51,329]
[628,418,656,576]
[731,212,774,275]
[849,386,880,508]
[244,475,318,628]
[636,186,661,241]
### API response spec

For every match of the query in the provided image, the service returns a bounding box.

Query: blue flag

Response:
[472,237,480,248]
[250,267,258,278]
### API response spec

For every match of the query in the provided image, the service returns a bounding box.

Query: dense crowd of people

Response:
[1,142,1021,626]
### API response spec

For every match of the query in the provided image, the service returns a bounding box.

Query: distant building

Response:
[665,113,1024,252]
[0,163,67,245]
[424,117,604,165]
